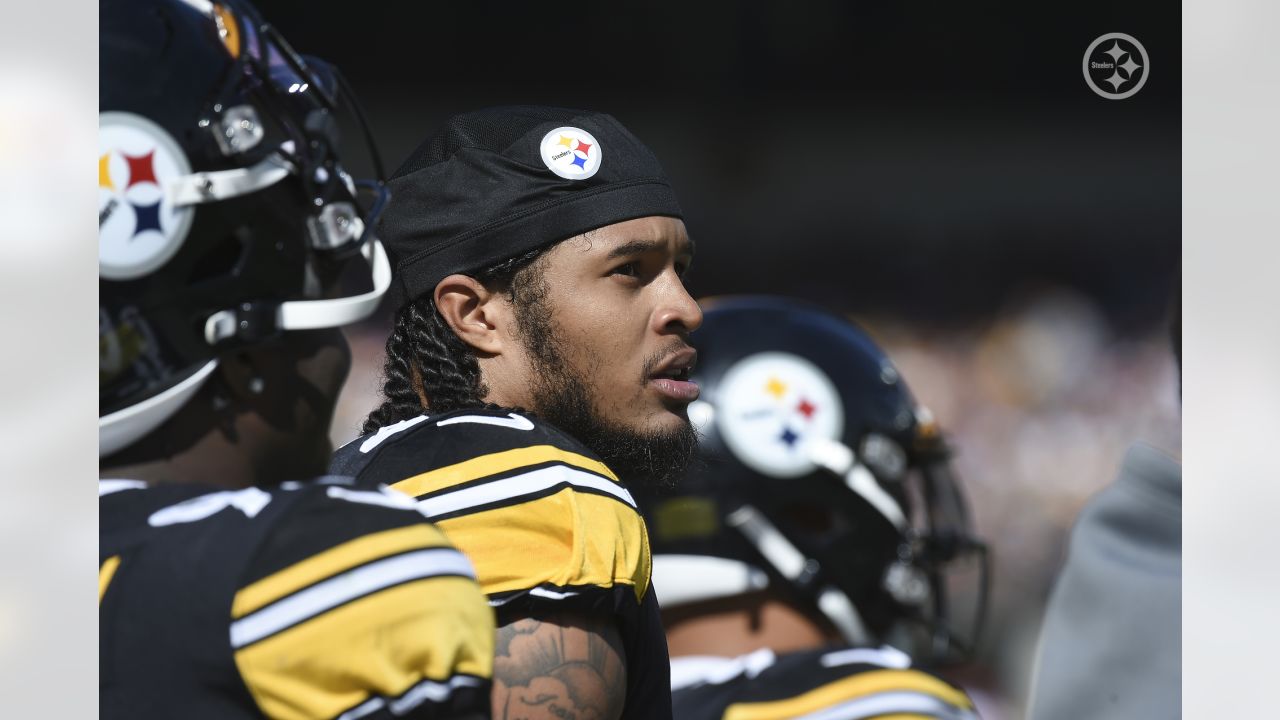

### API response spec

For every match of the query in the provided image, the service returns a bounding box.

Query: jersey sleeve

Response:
[333,411,653,625]
[231,485,495,720]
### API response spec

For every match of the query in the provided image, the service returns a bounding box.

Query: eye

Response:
[611,262,640,278]
[674,260,690,278]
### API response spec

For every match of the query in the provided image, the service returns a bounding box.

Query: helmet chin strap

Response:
[168,142,297,207]
[725,504,873,646]
[277,237,390,329]
[203,237,391,345]
[804,436,909,531]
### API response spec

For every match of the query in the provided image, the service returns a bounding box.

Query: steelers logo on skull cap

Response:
[539,126,602,180]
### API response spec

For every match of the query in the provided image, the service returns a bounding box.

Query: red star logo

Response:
[796,398,817,419]
[575,140,593,155]
[124,150,159,189]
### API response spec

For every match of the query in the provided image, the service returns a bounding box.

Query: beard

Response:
[512,295,698,491]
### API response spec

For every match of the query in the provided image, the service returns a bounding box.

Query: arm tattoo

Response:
[492,612,626,720]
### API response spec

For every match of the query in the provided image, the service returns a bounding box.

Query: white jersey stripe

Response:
[230,548,475,649]
[359,414,429,453]
[794,690,977,720]
[416,464,636,518]
[819,645,912,670]
[336,674,486,720]
[436,413,535,431]
[99,479,149,496]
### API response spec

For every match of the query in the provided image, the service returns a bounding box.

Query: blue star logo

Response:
[570,153,588,169]
[131,201,163,238]
[778,426,799,448]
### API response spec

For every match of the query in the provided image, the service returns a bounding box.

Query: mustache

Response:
[640,340,696,381]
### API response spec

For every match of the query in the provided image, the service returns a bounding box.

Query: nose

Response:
[654,272,703,336]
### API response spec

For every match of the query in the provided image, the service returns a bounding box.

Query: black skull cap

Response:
[381,105,684,306]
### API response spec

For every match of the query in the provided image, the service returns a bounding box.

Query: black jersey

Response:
[331,408,671,720]
[99,478,494,720]
[669,646,978,720]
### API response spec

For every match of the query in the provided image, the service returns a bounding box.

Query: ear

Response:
[433,274,511,356]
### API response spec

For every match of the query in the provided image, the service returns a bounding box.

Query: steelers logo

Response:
[539,126,602,180]
[99,111,195,280]
[716,352,844,478]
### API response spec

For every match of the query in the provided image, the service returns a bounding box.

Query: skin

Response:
[99,328,351,488]
[435,215,702,438]
[434,216,702,719]
[492,614,627,720]
[661,592,842,659]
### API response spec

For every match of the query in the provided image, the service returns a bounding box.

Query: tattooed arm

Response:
[491,612,626,720]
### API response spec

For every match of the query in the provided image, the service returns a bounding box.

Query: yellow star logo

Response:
[764,377,787,399]
[99,152,114,190]
[558,134,574,148]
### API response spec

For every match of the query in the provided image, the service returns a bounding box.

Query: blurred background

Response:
[262,2,1181,717]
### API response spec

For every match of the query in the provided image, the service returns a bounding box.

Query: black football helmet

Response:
[99,0,391,456]
[636,296,989,663]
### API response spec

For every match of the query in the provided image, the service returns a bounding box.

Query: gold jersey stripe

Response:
[391,444,618,499]
[235,575,494,720]
[99,555,121,604]
[232,524,452,618]
[435,486,650,602]
[722,669,973,720]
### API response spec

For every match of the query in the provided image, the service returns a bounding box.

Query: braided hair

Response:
[363,247,550,433]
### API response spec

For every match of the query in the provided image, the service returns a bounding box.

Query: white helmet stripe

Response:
[99,358,219,457]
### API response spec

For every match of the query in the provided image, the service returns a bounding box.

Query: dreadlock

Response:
[362,246,550,433]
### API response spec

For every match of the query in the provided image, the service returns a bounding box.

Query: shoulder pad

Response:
[330,409,651,609]
[332,409,606,485]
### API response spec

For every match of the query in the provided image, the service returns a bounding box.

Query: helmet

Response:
[99,0,391,456]
[635,296,989,662]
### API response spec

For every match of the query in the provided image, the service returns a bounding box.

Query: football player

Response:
[330,107,701,719]
[99,1,493,717]
[631,296,989,719]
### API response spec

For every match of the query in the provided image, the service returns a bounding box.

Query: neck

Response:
[100,427,257,489]
[100,385,263,490]
[663,595,840,659]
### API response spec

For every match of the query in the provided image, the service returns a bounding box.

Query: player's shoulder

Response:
[100,478,493,718]
[230,481,493,718]
[673,646,979,720]
[331,407,609,488]
[330,409,652,615]
[100,476,449,544]
[330,408,629,523]
[99,477,464,592]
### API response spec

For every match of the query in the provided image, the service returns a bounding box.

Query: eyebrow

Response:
[605,236,696,260]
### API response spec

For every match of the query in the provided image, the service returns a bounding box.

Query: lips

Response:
[649,347,699,403]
